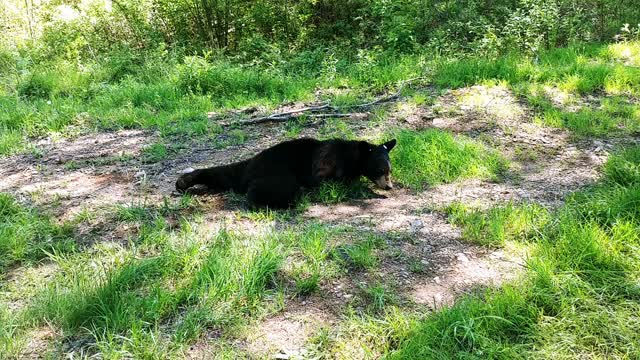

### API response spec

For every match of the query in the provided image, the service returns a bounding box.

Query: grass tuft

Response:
[445,201,550,247]
[390,129,508,190]
[141,142,169,163]
[333,233,384,270]
[361,283,397,313]
[0,193,75,272]
[603,146,640,186]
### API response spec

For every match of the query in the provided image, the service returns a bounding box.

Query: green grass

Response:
[23,225,287,353]
[1,148,638,359]
[311,179,374,204]
[445,202,550,247]
[523,93,640,136]
[0,193,76,272]
[333,233,384,270]
[390,129,508,190]
[309,306,418,359]
[603,147,640,186]
[361,283,398,313]
[0,47,422,156]
[2,41,640,156]
[0,129,26,156]
[0,304,24,357]
[432,43,640,96]
[432,43,640,137]
[0,196,394,358]
[142,142,169,163]
[2,36,640,359]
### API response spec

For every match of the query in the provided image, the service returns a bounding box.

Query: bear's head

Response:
[360,139,396,190]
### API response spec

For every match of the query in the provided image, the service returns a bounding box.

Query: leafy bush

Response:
[5,0,639,59]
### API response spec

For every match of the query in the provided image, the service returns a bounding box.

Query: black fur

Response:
[175,138,397,208]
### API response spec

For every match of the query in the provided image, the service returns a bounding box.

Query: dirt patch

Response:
[16,325,59,359]
[410,248,523,309]
[241,298,337,359]
[0,130,153,218]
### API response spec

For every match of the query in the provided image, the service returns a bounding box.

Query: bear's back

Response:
[243,138,322,179]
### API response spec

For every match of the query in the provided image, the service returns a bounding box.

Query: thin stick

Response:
[235,76,429,126]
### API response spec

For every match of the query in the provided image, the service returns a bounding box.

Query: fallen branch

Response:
[238,104,337,125]
[234,76,429,126]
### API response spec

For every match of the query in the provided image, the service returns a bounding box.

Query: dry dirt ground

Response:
[1,84,633,359]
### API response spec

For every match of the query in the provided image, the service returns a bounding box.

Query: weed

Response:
[408,258,426,274]
[361,283,397,313]
[142,143,169,163]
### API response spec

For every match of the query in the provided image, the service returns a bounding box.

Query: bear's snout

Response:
[373,175,393,190]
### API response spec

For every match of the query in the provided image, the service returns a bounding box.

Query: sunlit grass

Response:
[390,129,508,190]
[0,194,393,358]
[445,201,550,247]
[605,41,640,66]
[2,34,640,359]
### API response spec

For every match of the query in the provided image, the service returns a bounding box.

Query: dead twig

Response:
[239,104,338,125]
[234,77,429,126]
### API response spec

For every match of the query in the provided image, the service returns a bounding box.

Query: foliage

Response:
[3,0,639,58]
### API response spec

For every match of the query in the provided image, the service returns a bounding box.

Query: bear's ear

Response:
[381,139,396,152]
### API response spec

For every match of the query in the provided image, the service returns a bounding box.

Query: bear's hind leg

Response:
[246,176,300,209]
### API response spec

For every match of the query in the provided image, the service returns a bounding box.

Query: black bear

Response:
[175,138,397,208]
